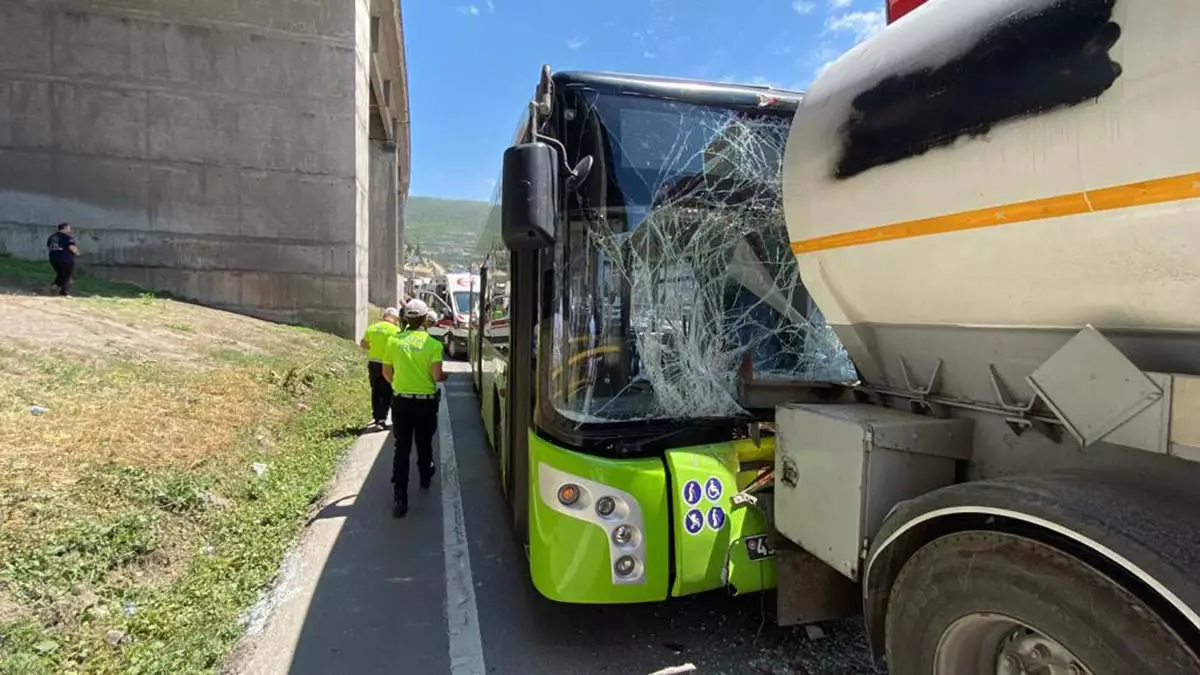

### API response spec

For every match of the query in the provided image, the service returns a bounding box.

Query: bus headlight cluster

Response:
[540,465,646,586]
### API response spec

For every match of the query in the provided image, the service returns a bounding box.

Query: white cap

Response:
[382,307,400,318]
[402,298,429,318]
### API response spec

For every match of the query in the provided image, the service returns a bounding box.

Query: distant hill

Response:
[403,196,491,271]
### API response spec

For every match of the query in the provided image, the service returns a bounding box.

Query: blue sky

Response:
[403,0,886,202]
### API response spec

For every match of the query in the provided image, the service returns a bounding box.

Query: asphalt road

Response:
[229,363,879,675]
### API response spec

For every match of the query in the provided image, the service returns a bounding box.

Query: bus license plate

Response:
[745,535,775,561]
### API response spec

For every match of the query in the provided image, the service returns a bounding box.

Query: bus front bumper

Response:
[527,432,777,604]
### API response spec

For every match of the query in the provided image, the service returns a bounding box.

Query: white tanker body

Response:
[766,0,1200,673]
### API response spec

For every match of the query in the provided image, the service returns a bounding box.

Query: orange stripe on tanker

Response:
[790,171,1200,255]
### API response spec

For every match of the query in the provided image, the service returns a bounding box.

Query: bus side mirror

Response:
[501,142,557,250]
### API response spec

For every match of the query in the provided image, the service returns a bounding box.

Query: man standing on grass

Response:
[359,307,401,433]
[46,222,80,296]
[382,298,447,518]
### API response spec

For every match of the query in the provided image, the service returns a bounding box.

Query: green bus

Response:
[468,67,854,604]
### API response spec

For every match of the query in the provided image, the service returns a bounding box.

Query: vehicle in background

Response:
[419,272,479,359]
[472,1,1200,673]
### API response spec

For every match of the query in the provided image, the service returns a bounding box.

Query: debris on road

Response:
[647,664,697,675]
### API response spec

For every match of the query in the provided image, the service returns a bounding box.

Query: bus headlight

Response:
[595,496,616,517]
[557,484,581,506]
[614,555,637,577]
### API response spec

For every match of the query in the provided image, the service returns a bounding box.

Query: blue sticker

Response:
[684,509,705,535]
[704,477,723,502]
[682,480,702,506]
[707,506,726,531]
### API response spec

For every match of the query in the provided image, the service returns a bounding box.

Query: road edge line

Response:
[439,394,487,675]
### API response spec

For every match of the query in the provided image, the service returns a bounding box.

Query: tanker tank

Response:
[782,0,1200,417]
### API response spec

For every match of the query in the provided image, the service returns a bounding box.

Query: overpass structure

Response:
[0,0,411,338]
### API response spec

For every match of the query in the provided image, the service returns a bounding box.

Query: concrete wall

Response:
[368,141,398,308]
[0,0,393,338]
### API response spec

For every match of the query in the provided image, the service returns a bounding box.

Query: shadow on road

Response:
[286,428,449,675]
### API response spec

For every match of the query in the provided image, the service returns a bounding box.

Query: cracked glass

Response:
[548,87,856,423]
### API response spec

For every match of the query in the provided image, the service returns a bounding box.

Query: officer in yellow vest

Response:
[359,306,401,433]
[382,299,447,518]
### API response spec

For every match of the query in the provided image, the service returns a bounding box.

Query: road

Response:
[228,363,879,675]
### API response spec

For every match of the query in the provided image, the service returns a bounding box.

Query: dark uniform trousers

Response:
[50,256,74,295]
[366,361,392,422]
[391,393,439,498]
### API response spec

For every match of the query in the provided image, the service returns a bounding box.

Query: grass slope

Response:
[404,196,490,270]
[0,255,368,674]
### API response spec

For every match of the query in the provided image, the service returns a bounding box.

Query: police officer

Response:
[382,298,447,518]
[46,222,80,296]
[359,306,401,432]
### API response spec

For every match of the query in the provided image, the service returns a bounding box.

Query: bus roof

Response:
[551,70,804,111]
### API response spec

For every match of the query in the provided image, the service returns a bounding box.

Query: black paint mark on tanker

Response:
[833,0,1122,180]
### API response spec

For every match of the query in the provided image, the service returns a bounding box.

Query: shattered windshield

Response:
[549,88,855,423]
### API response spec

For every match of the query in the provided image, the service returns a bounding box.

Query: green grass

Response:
[404,195,490,270]
[0,258,370,674]
[0,254,148,298]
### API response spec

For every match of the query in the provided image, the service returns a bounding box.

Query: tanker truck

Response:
[484,0,1200,672]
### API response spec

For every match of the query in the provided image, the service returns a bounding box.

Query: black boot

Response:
[420,466,436,490]
[392,494,408,518]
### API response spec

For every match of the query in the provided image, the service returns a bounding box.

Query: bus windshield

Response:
[548,88,855,424]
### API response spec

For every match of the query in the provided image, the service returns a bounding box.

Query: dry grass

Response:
[0,256,368,674]
[0,359,276,492]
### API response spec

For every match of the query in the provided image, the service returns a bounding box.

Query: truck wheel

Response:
[885,531,1198,675]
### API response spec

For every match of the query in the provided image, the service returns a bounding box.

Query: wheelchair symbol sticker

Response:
[707,506,726,531]
[682,480,702,506]
[684,509,704,535]
[704,477,723,502]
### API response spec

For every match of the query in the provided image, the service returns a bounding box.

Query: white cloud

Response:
[814,59,837,80]
[643,50,657,59]
[808,40,846,81]
[792,0,815,14]
[457,4,480,16]
[829,0,854,8]
[486,0,495,11]
[824,9,885,43]
[567,37,587,50]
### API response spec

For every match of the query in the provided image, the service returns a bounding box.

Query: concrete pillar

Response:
[368,141,399,309]
[0,0,377,339]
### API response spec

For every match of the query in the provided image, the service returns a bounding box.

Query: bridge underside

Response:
[0,0,410,338]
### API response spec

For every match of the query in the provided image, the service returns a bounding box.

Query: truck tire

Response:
[885,530,1199,675]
